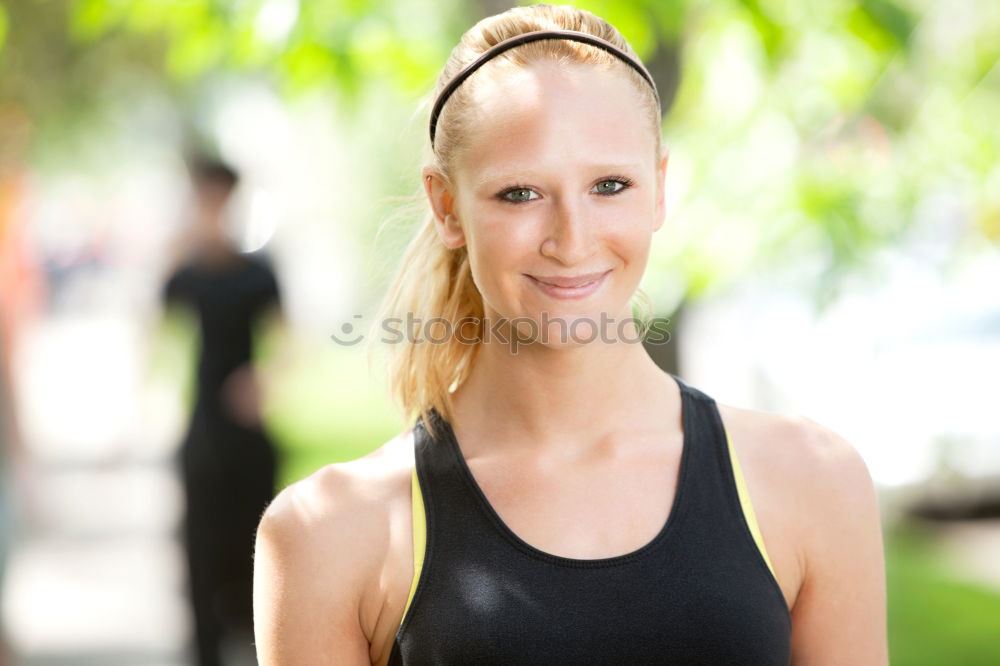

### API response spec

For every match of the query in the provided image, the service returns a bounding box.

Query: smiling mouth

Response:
[527,270,611,288]
[524,270,612,299]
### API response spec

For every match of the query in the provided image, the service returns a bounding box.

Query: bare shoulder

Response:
[260,426,416,543]
[717,403,876,509]
[718,403,888,664]
[254,428,417,664]
[718,403,881,554]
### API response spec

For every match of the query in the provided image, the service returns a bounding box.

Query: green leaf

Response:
[858,0,914,50]
[165,17,227,80]
[68,0,121,43]
[0,2,7,53]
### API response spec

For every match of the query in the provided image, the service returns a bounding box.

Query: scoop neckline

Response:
[438,372,693,568]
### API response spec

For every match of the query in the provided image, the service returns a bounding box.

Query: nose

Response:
[540,195,597,266]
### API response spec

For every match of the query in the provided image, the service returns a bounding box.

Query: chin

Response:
[484,286,634,346]
[505,309,616,348]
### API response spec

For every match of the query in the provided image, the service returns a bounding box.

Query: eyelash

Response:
[496,175,635,204]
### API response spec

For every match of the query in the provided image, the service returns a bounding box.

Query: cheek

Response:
[599,205,655,263]
[463,216,533,298]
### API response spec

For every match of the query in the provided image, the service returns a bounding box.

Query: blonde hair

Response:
[368,4,662,438]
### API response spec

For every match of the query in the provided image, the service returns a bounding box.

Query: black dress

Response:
[163,249,282,666]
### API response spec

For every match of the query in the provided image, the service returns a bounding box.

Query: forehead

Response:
[452,60,657,180]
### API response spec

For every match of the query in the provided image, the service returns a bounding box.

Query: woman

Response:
[254,5,888,665]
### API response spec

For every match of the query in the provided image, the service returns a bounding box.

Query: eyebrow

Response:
[473,163,646,189]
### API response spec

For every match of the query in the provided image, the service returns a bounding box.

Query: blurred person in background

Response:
[162,155,283,666]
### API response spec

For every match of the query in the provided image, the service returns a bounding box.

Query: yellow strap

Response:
[401,466,426,627]
[725,427,778,581]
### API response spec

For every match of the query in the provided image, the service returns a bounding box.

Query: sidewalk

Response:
[1,313,257,665]
[3,458,190,665]
[933,518,1000,594]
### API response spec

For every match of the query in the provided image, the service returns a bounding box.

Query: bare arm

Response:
[254,468,375,665]
[789,418,889,665]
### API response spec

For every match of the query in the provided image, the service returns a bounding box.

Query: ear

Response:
[653,147,669,232]
[423,166,466,249]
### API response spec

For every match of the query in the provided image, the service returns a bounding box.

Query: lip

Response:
[526,270,611,299]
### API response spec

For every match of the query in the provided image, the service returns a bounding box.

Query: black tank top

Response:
[388,373,791,665]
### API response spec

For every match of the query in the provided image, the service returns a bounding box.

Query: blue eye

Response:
[497,177,633,203]
[500,187,540,203]
[592,178,632,195]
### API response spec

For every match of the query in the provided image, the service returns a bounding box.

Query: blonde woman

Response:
[253,5,888,665]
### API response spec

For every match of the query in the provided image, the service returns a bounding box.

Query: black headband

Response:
[429,29,660,147]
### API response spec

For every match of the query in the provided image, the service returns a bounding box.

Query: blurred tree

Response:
[1,0,997,313]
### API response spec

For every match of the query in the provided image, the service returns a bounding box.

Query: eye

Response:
[592,178,633,195]
[499,187,540,203]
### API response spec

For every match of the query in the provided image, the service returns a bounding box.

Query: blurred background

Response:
[0,0,998,664]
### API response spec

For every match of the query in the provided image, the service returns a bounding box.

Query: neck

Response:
[448,313,673,456]
[192,239,239,266]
